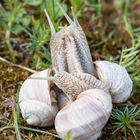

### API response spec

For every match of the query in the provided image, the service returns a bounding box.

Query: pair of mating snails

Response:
[19,2,133,140]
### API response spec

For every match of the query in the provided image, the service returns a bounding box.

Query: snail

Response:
[19,69,112,139]
[45,2,132,104]
[48,70,112,139]
[44,4,112,140]
[19,2,133,140]
[94,60,133,103]
[44,2,98,108]
[19,69,58,127]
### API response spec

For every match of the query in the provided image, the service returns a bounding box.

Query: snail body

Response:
[51,71,108,101]
[46,3,96,76]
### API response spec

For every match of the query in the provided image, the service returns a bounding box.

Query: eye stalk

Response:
[44,9,56,35]
[56,1,73,25]
[56,1,80,27]
[71,6,80,27]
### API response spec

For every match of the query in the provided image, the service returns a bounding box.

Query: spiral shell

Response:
[94,60,133,103]
[19,69,58,127]
[55,89,112,140]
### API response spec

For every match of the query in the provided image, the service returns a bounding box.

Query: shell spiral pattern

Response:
[94,61,133,103]
[55,89,112,140]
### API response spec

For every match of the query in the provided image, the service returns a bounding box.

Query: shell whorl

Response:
[19,69,58,127]
[94,60,133,103]
[55,89,112,140]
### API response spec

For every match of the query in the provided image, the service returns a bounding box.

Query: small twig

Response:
[0,56,37,73]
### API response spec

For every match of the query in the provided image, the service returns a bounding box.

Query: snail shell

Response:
[55,89,112,140]
[94,60,133,103]
[19,69,58,127]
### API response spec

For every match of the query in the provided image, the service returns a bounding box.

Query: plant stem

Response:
[0,125,60,138]
[13,107,22,140]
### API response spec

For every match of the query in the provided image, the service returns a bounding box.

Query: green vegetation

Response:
[111,105,140,139]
